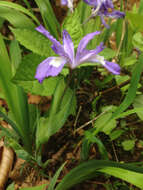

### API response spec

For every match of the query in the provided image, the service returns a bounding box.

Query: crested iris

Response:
[61,0,73,12]
[83,0,125,28]
[35,25,120,83]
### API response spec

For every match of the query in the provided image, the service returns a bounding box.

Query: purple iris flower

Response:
[83,0,125,28]
[35,25,120,83]
[61,0,73,12]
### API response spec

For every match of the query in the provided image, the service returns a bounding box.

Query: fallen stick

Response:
[0,146,14,190]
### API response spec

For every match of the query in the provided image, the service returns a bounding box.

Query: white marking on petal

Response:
[67,0,73,12]
[92,1,101,16]
[49,57,63,67]
[96,55,106,65]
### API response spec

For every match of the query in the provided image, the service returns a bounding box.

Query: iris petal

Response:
[35,57,67,83]
[63,30,74,65]
[36,25,66,57]
[85,54,120,75]
[75,42,105,66]
[76,31,101,56]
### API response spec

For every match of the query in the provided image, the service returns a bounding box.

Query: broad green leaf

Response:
[62,9,83,48]
[122,140,135,151]
[109,129,124,141]
[36,79,75,148]
[94,112,116,135]
[115,75,130,92]
[99,48,116,59]
[10,28,54,57]
[132,32,143,51]
[35,0,60,38]
[10,39,22,74]
[12,53,45,82]
[12,53,61,96]
[121,55,137,67]
[0,6,35,29]
[126,12,143,31]
[133,95,143,120]
[55,160,143,190]
[0,1,39,25]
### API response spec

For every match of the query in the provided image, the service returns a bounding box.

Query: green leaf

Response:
[20,184,47,190]
[62,9,83,48]
[94,112,116,135]
[77,0,91,24]
[121,54,137,67]
[109,129,124,141]
[85,131,109,160]
[99,167,143,189]
[48,163,66,190]
[99,48,116,59]
[10,28,54,57]
[55,160,143,190]
[0,6,35,29]
[36,79,75,148]
[35,0,60,38]
[111,54,143,120]
[133,95,143,120]
[10,39,22,74]
[126,12,143,31]
[8,138,34,161]
[122,140,135,151]
[12,53,61,96]
[132,32,143,51]
[0,34,32,152]
[0,1,39,25]
[6,183,15,190]
[13,53,45,82]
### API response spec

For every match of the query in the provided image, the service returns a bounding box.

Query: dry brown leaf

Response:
[0,146,14,190]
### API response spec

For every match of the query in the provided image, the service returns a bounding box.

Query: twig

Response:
[73,106,82,134]
[112,142,119,162]
[100,79,130,96]
[50,142,69,163]
[115,19,126,59]
[75,111,106,133]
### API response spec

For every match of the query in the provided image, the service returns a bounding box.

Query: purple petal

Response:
[100,14,110,28]
[61,0,73,11]
[36,25,66,57]
[106,10,125,18]
[75,42,105,66]
[83,0,97,6]
[104,0,114,9]
[62,30,74,65]
[104,61,121,75]
[35,57,67,83]
[85,55,120,75]
[76,31,101,56]
[61,0,67,5]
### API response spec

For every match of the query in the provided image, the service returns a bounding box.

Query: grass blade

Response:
[0,34,31,152]
[55,160,143,190]
[35,0,60,38]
